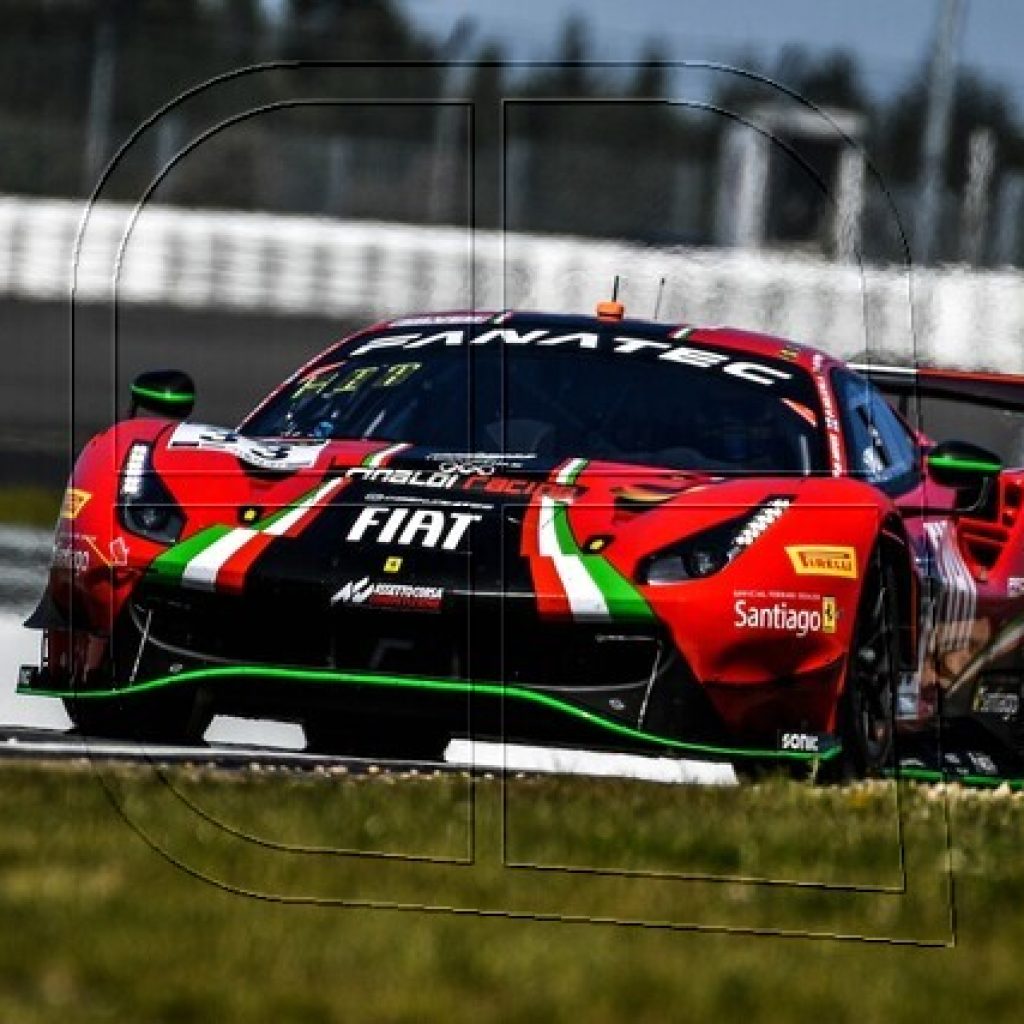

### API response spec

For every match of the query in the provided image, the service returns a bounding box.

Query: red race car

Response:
[18,306,1024,778]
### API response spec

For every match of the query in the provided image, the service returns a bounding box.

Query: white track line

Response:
[445,739,738,786]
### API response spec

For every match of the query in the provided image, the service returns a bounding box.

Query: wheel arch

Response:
[876,514,917,674]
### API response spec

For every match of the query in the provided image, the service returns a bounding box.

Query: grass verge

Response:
[0,763,1022,1023]
[0,487,60,528]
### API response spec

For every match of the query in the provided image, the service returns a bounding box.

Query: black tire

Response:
[63,687,207,745]
[827,555,900,781]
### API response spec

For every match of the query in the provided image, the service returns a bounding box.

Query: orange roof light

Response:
[596,299,624,321]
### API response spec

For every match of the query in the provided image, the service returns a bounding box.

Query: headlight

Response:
[637,496,792,584]
[118,443,185,545]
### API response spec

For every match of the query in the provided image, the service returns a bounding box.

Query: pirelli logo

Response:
[785,545,858,580]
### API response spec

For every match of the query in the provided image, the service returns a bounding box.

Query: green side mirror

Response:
[926,441,1002,513]
[130,370,195,420]
[926,440,1002,488]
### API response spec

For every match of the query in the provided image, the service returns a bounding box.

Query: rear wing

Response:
[850,364,1024,414]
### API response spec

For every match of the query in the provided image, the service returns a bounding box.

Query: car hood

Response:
[145,422,803,617]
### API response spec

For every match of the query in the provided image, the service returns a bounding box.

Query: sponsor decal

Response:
[424,451,537,468]
[60,488,91,519]
[778,732,830,753]
[52,540,89,575]
[347,330,794,387]
[169,423,326,471]
[383,556,403,573]
[811,368,843,476]
[84,535,129,568]
[436,460,495,476]
[345,465,577,501]
[346,506,481,551]
[366,492,494,511]
[348,467,473,490]
[293,362,422,400]
[779,345,801,361]
[1009,577,1024,598]
[939,749,1000,777]
[973,683,1020,718]
[786,544,858,579]
[106,536,130,567]
[822,595,837,633]
[462,475,575,499]
[733,592,838,637]
[331,576,444,612]
[967,751,999,776]
[51,534,129,574]
[388,314,492,327]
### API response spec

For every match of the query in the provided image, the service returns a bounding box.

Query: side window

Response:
[832,369,919,493]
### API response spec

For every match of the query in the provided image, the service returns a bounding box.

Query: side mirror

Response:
[926,439,1002,511]
[129,370,194,420]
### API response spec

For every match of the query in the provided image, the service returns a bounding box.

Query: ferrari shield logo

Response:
[822,596,838,633]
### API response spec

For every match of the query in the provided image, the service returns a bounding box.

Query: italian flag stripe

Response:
[148,525,233,585]
[362,442,411,468]
[148,475,348,592]
[216,531,276,594]
[542,496,608,619]
[539,471,655,622]
[555,456,588,485]
[182,528,260,590]
[264,477,345,538]
[578,541,655,620]
[523,497,570,617]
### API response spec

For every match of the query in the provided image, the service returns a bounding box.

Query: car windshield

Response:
[242,323,828,474]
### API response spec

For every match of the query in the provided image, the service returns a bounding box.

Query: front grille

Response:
[131,584,664,695]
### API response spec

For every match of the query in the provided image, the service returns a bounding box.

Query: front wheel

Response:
[828,557,900,781]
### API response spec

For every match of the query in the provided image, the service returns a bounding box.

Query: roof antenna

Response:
[597,275,625,321]
[653,276,667,320]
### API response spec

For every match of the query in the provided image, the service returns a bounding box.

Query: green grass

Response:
[1,763,1023,1023]
[0,487,60,528]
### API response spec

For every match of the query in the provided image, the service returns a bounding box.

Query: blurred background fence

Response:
[1,193,1021,370]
